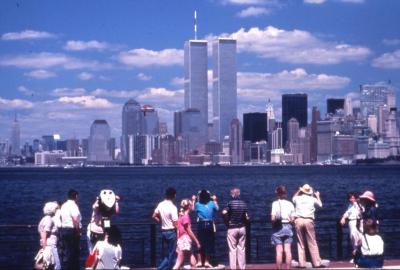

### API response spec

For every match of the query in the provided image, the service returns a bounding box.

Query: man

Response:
[292,184,324,268]
[152,187,178,270]
[222,188,249,270]
[60,189,81,270]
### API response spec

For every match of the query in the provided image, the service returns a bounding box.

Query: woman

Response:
[173,199,201,269]
[38,201,61,270]
[340,192,361,255]
[91,225,122,269]
[271,185,295,270]
[192,190,219,268]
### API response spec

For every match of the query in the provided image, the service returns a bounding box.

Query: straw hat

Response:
[300,184,313,195]
[360,190,375,202]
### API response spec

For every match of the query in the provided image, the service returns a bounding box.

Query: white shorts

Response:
[177,234,192,251]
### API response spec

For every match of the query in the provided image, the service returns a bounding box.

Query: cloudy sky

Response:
[1,0,399,142]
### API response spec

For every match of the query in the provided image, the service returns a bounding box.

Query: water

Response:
[0,165,399,267]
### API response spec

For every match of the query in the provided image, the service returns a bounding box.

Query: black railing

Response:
[1,218,399,269]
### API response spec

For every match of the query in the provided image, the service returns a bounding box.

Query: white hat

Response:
[43,201,59,216]
[300,184,313,195]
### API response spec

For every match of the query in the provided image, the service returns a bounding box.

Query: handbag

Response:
[85,252,97,268]
[34,248,45,270]
[34,247,54,270]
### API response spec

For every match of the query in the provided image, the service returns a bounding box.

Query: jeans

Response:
[158,230,177,270]
[60,228,80,270]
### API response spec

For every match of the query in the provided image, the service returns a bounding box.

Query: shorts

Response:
[271,223,293,246]
[177,234,192,251]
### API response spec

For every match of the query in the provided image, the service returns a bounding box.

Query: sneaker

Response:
[321,259,330,267]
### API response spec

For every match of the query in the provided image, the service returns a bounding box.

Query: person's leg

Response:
[237,227,246,270]
[283,243,292,270]
[227,228,238,270]
[71,231,80,270]
[190,253,197,267]
[275,244,283,269]
[173,249,184,270]
[304,219,321,267]
[295,219,306,267]
[166,230,178,270]
[158,232,169,270]
[52,246,61,270]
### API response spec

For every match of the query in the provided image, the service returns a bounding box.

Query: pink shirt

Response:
[177,214,191,238]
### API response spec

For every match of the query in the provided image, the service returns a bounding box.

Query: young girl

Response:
[173,199,201,269]
[340,192,361,254]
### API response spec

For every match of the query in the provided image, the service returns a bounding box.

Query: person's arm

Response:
[314,191,322,208]
[114,195,120,214]
[40,230,48,248]
[212,195,219,211]
[340,207,350,226]
[292,189,301,201]
[185,222,200,248]
[191,195,196,211]
[152,210,160,223]
[270,201,276,223]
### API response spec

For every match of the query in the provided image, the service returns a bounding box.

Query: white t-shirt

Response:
[342,203,361,221]
[293,194,322,219]
[361,234,384,256]
[154,200,178,230]
[94,240,122,269]
[271,199,294,223]
[60,200,82,229]
[38,215,58,247]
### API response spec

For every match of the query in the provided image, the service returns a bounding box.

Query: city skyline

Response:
[1,0,400,142]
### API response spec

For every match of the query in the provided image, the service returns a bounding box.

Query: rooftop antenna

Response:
[194,10,197,40]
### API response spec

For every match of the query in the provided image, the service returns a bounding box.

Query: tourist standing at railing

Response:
[340,192,361,255]
[292,184,324,268]
[59,189,82,270]
[152,187,178,270]
[91,225,123,269]
[38,201,61,270]
[222,187,250,270]
[191,189,219,268]
[271,185,295,270]
[358,191,379,229]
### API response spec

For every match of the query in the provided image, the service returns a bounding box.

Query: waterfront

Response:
[1,165,399,268]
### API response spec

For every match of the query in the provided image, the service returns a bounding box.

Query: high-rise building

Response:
[142,105,159,135]
[10,114,20,156]
[243,113,267,143]
[121,99,143,163]
[212,38,237,142]
[88,120,112,162]
[360,82,395,118]
[368,115,378,134]
[282,94,308,147]
[266,99,275,133]
[344,95,353,116]
[42,135,56,151]
[327,98,345,114]
[174,109,203,153]
[310,106,320,163]
[184,39,208,144]
[271,123,283,150]
[66,139,79,157]
[230,118,243,164]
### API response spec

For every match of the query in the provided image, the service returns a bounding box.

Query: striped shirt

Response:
[224,198,249,228]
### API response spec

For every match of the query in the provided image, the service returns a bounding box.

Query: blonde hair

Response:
[43,201,59,216]
[180,199,191,211]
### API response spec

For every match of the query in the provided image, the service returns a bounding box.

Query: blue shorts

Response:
[271,224,293,246]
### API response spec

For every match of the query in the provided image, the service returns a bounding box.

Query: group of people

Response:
[37,189,122,270]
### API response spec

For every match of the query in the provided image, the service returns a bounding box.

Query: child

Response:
[173,199,201,269]
[340,192,361,255]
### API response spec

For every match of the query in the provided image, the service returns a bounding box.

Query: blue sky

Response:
[1,0,400,142]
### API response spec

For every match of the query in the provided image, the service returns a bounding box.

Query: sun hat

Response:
[43,201,59,216]
[359,190,375,202]
[300,184,313,195]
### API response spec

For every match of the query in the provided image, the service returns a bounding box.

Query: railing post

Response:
[151,223,157,267]
[246,222,251,263]
[336,218,343,259]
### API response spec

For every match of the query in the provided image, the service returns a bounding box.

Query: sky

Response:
[1,0,400,143]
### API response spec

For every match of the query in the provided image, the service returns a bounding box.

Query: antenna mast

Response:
[194,10,197,40]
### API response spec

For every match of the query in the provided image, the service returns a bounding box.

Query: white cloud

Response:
[1,30,55,41]
[340,0,364,3]
[78,72,94,80]
[117,48,183,67]
[304,0,326,4]
[170,77,185,86]
[237,6,270,17]
[213,26,371,64]
[0,97,34,109]
[17,86,35,96]
[383,39,400,46]
[137,72,152,81]
[24,69,56,79]
[51,88,87,97]
[64,40,109,51]
[0,52,111,70]
[57,95,115,109]
[91,88,137,98]
[372,50,400,69]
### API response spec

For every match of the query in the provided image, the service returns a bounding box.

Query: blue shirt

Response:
[195,201,218,221]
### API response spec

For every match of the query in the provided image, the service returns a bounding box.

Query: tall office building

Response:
[327,98,345,114]
[212,38,237,142]
[184,39,208,144]
[310,106,321,163]
[10,114,20,156]
[174,109,203,153]
[230,118,243,164]
[121,99,143,163]
[243,113,267,143]
[42,135,56,151]
[266,99,275,133]
[344,95,353,116]
[282,94,308,147]
[360,82,395,118]
[88,120,112,162]
[142,105,159,135]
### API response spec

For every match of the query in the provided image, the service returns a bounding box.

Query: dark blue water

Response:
[0,165,399,268]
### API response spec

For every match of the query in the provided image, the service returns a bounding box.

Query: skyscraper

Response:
[310,106,321,163]
[266,99,275,133]
[10,113,20,156]
[121,99,143,163]
[142,105,159,135]
[212,38,237,142]
[184,39,208,144]
[230,118,243,164]
[88,120,112,162]
[174,109,203,153]
[327,98,345,114]
[243,113,267,143]
[282,94,308,147]
[360,82,395,118]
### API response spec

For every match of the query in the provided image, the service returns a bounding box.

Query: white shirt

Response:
[342,203,361,220]
[60,199,82,229]
[361,234,384,256]
[271,199,294,223]
[154,199,178,230]
[94,240,122,269]
[38,215,58,246]
[293,194,322,219]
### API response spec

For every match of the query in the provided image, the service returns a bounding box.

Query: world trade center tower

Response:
[184,40,208,143]
[212,38,237,143]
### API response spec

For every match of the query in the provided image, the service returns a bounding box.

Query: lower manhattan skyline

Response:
[1,0,400,143]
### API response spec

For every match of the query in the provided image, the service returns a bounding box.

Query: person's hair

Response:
[105,225,122,246]
[43,201,59,216]
[363,218,379,235]
[230,188,241,199]
[199,190,211,204]
[275,185,287,198]
[347,192,358,200]
[180,199,191,212]
[68,189,78,200]
[165,187,176,200]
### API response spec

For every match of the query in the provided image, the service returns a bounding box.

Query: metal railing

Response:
[1,218,399,269]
